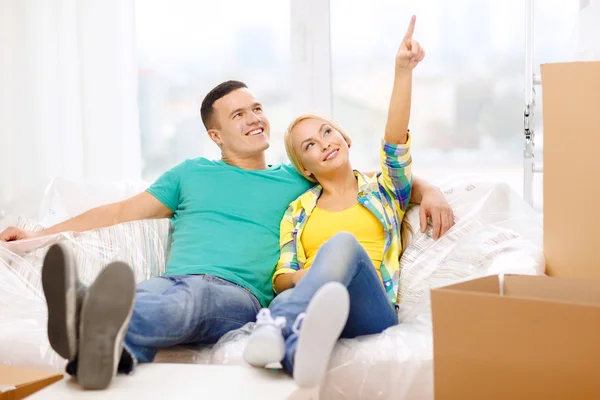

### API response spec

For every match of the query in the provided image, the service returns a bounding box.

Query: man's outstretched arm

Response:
[0,191,173,242]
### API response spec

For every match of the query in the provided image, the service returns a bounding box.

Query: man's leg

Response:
[76,262,136,389]
[125,274,262,362]
[68,273,260,388]
[42,243,87,361]
[121,275,191,363]
[64,274,176,378]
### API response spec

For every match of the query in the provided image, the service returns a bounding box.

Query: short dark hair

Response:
[200,80,248,130]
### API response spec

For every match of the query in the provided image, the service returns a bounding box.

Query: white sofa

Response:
[0,176,544,399]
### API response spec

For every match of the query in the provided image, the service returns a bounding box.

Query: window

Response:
[530,0,578,209]
[330,0,577,204]
[136,0,292,182]
[136,0,578,209]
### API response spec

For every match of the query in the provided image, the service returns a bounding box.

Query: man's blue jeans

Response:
[269,232,399,373]
[67,274,261,375]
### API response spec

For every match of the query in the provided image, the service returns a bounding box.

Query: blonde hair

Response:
[284,112,412,253]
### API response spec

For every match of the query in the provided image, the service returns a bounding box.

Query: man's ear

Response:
[207,129,222,147]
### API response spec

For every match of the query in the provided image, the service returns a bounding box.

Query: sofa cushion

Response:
[398,179,544,308]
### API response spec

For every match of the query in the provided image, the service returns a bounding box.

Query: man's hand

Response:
[292,269,308,286]
[395,15,425,70]
[419,188,454,240]
[0,227,40,242]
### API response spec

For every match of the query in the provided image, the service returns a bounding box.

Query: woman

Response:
[243,16,425,388]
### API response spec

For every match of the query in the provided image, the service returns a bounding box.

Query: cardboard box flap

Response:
[0,365,62,400]
[0,366,60,387]
[435,275,600,307]
[504,275,600,305]
[434,275,499,294]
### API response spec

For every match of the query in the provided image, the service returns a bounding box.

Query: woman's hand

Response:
[384,15,423,145]
[292,269,308,286]
[395,16,425,71]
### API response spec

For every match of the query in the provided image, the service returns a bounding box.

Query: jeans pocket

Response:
[202,274,230,285]
[202,274,261,310]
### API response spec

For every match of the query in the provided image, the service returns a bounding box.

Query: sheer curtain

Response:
[0,0,141,214]
[577,0,600,60]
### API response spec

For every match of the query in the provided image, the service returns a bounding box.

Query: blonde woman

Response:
[243,16,425,387]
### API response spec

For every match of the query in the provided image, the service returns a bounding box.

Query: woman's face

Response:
[290,118,351,179]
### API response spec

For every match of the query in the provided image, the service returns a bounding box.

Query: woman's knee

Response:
[326,232,362,251]
[315,232,367,281]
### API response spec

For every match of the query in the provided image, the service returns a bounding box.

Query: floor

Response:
[28,364,319,400]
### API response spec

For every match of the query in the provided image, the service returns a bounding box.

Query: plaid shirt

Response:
[273,135,412,306]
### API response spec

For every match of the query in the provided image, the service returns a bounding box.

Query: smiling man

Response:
[0,80,453,390]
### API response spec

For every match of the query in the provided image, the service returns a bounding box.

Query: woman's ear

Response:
[303,168,312,178]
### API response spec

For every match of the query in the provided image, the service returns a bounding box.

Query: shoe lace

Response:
[291,313,306,334]
[256,309,287,329]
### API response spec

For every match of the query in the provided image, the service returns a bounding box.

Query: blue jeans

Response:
[269,232,399,374]
[67,274,261,375]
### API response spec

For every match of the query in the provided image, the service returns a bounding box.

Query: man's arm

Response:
[0,191,173,242]
[411,176,436,204]
[411,177,454,239]
[364,171,455,239]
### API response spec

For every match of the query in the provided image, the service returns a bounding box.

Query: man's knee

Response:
[133,278,200,323]
[135,276,175,295]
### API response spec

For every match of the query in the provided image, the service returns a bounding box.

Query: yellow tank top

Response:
[301,203,385,280]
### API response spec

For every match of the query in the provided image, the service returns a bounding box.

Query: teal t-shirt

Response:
[146,158,313,307]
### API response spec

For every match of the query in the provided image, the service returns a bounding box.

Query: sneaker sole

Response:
[293,282,350,388]
[77,262,136,390]
[41,243,77,360]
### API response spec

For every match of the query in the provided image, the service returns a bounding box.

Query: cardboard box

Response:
[431,274,600,399]
[0,365,62,400]
[542,61,600,280]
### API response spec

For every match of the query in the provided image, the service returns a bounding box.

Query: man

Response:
[0,80,453,389]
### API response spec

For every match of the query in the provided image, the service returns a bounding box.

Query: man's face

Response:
[208,88,271,157]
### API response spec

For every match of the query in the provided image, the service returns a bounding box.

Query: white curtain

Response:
[0,0,141,214]
[577,0,600,60]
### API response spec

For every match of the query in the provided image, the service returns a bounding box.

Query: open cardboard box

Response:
[0,365,63,400]
[431,274,600,399]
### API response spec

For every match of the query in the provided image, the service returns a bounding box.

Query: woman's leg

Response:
[269,232,398,374]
